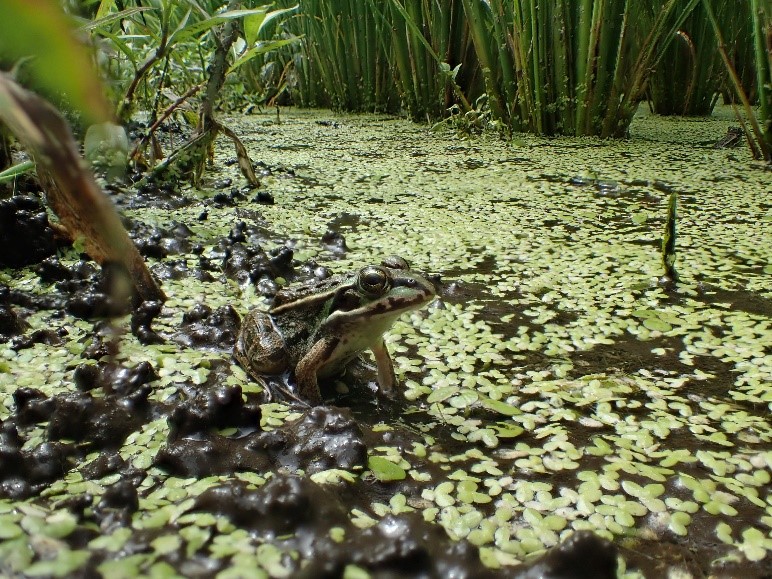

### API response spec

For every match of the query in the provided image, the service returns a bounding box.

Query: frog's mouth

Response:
[327,283,436,330]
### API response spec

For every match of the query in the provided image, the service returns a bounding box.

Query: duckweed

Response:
[1,107,770,576]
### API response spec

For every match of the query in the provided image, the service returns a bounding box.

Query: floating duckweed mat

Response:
[0,106,770,577]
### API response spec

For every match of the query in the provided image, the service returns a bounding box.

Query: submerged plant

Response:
[661,192,678,283]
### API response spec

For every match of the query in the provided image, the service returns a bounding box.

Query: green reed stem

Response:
[703,0,770,161]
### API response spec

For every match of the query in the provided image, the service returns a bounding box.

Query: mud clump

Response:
[321,229,347,254]
[73,360,158,402]
[167,384,259,436]
[0,286,26,339]
[0,420,73,499]
[518,531,618,579]
[177,303,241,348]
[155,384,267,476]
[14,388,149,449]
[301,513,498,579]
[154,435,274,476]
[64,261,134,319]
[260,405,367,473]
[214,219,294,286]
[156,403,367,477]
[93,478,141,529]
[135,220,194,259]
[131,299,164,345]
[193,475,348,536]
[0,360,158,500]
[0,195,58,267]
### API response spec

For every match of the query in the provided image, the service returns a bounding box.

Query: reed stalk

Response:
[703,0,771,161]
[279,0,398,112]
[461,0,701,137]
[460,0,513,124]
[647,0,726,116]
[723,2,757,103]
[383,0,475,121]
[749,0,771,152]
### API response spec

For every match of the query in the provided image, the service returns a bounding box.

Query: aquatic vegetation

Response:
[647,0,728,116]
[661,192,678,282]
[1,107,769,576]
[704,0,772,161]
[462,0,702,136]
[275,0,400,112]
[0,0,769,575]
[380,0,478,121]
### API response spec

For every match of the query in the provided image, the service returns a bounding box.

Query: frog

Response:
[234,256,437,405]
[713,126,743,149]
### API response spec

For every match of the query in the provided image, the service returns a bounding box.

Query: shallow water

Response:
[0,105,770,577]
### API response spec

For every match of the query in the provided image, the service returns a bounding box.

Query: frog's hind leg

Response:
[295,336,339,405]
[234,311,288,375]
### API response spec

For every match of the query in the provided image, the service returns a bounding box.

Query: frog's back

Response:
[271,274,347,310]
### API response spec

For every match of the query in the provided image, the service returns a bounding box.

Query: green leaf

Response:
[491,422,524,438]
[78,7,153,32]
[25,550,90,577]
[449,389,479,408]
[368,456,406,482]
[244,4,299,45]
[479,396,522,416]
[643,317,672,332]
[42,511,78,539]
[168,9,274,47]
[150,534,182,556]
[0,160,35,184]
[0,518,22,539]
[243,11,268,45]
[427,385,460,403]
[0,0,110,123]
[228,37,300,74]
[88,527,132,552]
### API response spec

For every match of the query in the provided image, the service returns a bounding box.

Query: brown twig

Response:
[130,83,203,161]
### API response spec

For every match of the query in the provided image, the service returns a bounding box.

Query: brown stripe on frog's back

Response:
[270,275,353,315]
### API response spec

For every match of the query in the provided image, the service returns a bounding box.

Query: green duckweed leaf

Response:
[427,386,460,403]
[150,534,182,556]
[343,564,371,579]
[643,317,672,332]
[25,550,90,577]
[368,456,406,482]
[0,518,22,539]
[479,397,522,416]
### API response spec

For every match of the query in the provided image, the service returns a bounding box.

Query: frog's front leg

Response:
[370,339,398,396]
[294,336,339,405]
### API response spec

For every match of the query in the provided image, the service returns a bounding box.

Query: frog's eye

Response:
[357,266,391,296]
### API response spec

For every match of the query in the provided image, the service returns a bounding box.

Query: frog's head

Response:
[326,257,437,331]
